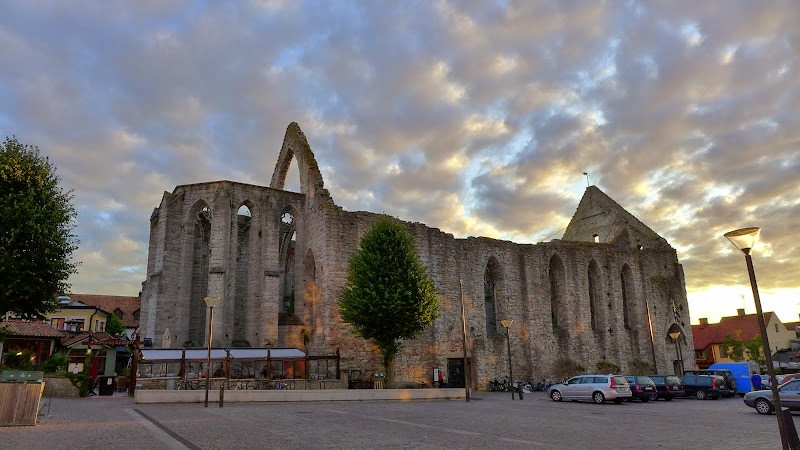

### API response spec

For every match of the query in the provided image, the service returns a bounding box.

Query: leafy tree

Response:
[106,312,125,336]
[0,137,78,318]
[721,333,765,366]
[41,354,68,373]
[3,349,36,370]
[338,215,439,381]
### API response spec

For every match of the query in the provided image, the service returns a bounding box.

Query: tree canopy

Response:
[0,137,78,318]
[106,312,125,336]
[338,215,439,375]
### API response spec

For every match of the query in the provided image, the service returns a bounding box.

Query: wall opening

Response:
[588,260,600,331]
[233,203,252,345]
[279,211,297,315]
[484,256,502,335]
[188,205,211,346]
[549,255,566,330]
[621,264,634,330]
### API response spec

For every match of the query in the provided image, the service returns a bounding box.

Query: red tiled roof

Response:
[0,320,63,338]
[785,322,800,331]
[66,294,141,328]
[692,312,774,351]
[61,331,115,347]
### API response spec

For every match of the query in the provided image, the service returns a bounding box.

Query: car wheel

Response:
[755,398,774,415]
[550,390,562,402]
[664,395,673,401]
[696,390,706,400]
[592,391,605,404]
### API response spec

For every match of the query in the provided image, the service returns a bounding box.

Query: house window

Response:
[66,319,85,332]
[114,308,124,320]
[51,318,65,330]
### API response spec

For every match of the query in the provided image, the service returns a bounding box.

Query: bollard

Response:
[780,407,799,449]
[219,385,224,408]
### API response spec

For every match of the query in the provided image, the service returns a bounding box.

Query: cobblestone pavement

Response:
[2,392,798,449]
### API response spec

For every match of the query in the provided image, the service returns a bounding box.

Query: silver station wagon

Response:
[548,374,632,404]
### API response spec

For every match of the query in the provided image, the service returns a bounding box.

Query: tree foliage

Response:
[338,215,439,375]
[106,312,125,336]
[722,333,765,366]
[0,137,78,318]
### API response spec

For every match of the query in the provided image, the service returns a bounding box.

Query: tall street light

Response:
[500,319,514,400]
[724,228,796,450]
[203,296,221,408]
[668,330,683,375]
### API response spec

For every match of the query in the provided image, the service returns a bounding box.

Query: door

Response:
[447,358,465,388]
[562,376,584,398]
[90,357,100,378]
[779,380,800,408]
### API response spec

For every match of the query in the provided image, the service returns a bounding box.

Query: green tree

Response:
[338,216,439,381]
[0,137,78,318]
[106,312,125,336]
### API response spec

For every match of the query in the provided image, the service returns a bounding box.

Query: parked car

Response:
[623,376,658,402]
[680,374,727,400]
[744,378,800,414]
[548,374,632,404]
[648,375,684,401]
[683,369,736,397]
[760,374,786,389]
[708,362,760,395]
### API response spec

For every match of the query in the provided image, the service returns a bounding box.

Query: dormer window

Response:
[133,309,140,321]
[114,308,124,320]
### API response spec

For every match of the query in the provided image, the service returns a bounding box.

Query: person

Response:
[438,370,444,388]
[751,372,762,391]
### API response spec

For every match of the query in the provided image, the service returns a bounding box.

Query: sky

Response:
[1,0,799,326]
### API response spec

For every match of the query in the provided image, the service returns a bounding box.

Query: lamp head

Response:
[500,319,514,328]
[723,227,761,255]
[203,296,222,308]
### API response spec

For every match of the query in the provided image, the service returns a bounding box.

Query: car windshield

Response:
[613,376,629,386]
[667,376,681,386]
[636,376,655,385]
[649,376,664,383]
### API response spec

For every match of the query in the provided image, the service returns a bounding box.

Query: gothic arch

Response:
[270,122,326,197]
[621,263,635,330]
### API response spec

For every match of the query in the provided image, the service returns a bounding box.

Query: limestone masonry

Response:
[140,123,694,386]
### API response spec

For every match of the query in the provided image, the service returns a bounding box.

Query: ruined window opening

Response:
[279,210,297,317]
[621,265,633,330]
[484,257,502,336]
[588,261,599,331]
[281,212,294,225]
[593,234,599,243]
[549,255,565,330]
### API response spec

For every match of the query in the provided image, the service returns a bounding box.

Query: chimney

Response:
[737,308,745,318]
[699,318,708,327]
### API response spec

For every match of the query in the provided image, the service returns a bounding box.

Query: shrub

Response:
[67,355,92,397]
[629,358,653,375]
[41,354,68,373]
[597,359,621,374]
[553,358,586,379]
[3,349,36,370]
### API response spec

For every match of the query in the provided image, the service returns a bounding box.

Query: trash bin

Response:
[98,376,116,396]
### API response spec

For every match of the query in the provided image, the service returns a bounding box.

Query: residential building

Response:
[46,297,111,333]
[66,294,141,339]
[692,308,795,369]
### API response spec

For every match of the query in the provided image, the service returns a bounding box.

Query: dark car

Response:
[648,375,685,401]
[680,374,726,400]
[683,369,736,397]
[623,376,658,402]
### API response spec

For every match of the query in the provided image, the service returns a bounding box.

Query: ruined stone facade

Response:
[140,123,695,386]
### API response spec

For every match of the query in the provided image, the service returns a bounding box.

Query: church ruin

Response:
[140,122,695,385]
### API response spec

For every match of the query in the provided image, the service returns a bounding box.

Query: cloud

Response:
[1,0,798,321]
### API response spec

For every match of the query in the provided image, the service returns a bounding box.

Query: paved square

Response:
[2,392,797,449]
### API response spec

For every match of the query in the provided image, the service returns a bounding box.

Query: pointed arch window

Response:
[621,264,634,330]
[484,257,502,335]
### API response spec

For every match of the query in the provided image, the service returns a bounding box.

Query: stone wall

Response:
[141,123,694,387]
[43,375,79,397]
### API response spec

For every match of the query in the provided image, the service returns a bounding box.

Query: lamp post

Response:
[203,296,221,408]
[500,319,514,400]
[668,330,683,375]
[724,227,797,450]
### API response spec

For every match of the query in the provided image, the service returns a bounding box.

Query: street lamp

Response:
[724,227,797,450]
[500,319,514,400]
[668,330,683,375]
[203,296,221,408]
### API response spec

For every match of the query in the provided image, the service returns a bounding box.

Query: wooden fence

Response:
[0,383,45,426]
